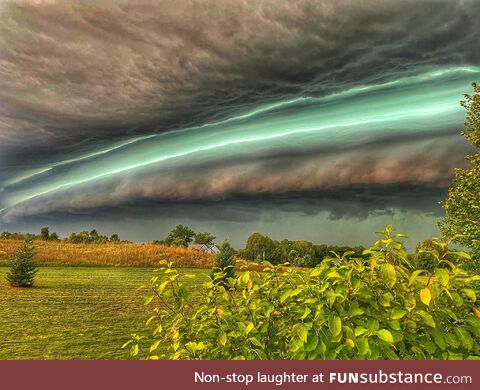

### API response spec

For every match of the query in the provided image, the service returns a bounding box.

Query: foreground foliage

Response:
[127,226,480,360]
[440,82,480,266]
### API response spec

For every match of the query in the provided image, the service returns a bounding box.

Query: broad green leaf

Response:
[454,328,473,351]
[143,294,154,306]
[450,251,471,260]
[440,308,458,321]
[390,307,407,320]
[327,271,342,279]
[300,307,311,320]
[367,318,379,331]
[389,320,401,330]
[445,333,460,348]
[408,270,426,287]
[240,271,250,283]
[356,337,370,356]
[149,339,161,352]
[348,302,364,317]
[451,292,464,307]
[431,328,447,351]
[157,280,169,293]
[463,289,477,302]
[132,344,139,356]
[380,263,396,288]
[435,269,449,287]
[280,290,292,303]
[248,337,262,347]
[418,311,436,328]
[310,268,322,277]
[305,334,319,352]
[354,327,368,337]
[219,332,227,346]
[448,352,463,360]
[375,329,394,344]
[329,316,342,337]
[297,325,308,343]
[245,322,254,336]
[380,292,394,307]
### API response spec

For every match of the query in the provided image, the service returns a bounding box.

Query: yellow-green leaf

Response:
[245,322,254,335]
[463,289,477,302]
[390,307,407,320]
[300,307,311,320]
[143,294,154,306]
[310,267,322,277]
[375,329,394,344]
[219,332,227,346]
[149,339,161,353]
[380,263,396,288]
[329,316,342,337]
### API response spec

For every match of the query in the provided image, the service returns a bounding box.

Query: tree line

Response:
[2,224,470,270]
[1,227,126,244]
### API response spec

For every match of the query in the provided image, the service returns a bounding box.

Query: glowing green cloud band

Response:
[1,66,478,212]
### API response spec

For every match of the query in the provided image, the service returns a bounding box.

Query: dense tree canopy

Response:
[239,232,366,267]
[163,225,196,247]
[440,83,480,260]
[194,231,216,245]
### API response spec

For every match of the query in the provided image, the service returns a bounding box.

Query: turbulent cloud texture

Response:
[0,0,479,244]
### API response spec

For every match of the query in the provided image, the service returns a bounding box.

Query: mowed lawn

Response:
[0,266,206,360]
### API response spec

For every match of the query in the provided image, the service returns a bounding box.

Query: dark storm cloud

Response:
[1,133,469,220]
[1,0,479,172]
[7,185,446,224]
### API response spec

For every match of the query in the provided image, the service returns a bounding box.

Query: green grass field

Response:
[0,266,205,360]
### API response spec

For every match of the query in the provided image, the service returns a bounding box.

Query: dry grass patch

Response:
[0,239,214,268]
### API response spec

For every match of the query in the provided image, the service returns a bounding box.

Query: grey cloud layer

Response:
[1,0,479,228]
[1,134,470,220]
[1,0,479,170]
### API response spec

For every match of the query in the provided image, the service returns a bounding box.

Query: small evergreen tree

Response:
[211,241,236,286]
[7,239,38,287]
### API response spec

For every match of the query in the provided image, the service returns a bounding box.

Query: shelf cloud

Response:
[1,0,479,245]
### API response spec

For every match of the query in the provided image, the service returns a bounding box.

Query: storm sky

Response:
[1,0,479,247]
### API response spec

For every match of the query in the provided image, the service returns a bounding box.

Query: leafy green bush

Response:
[413,238,467,271]
[126,226,480,360]
[440,82,480,265]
